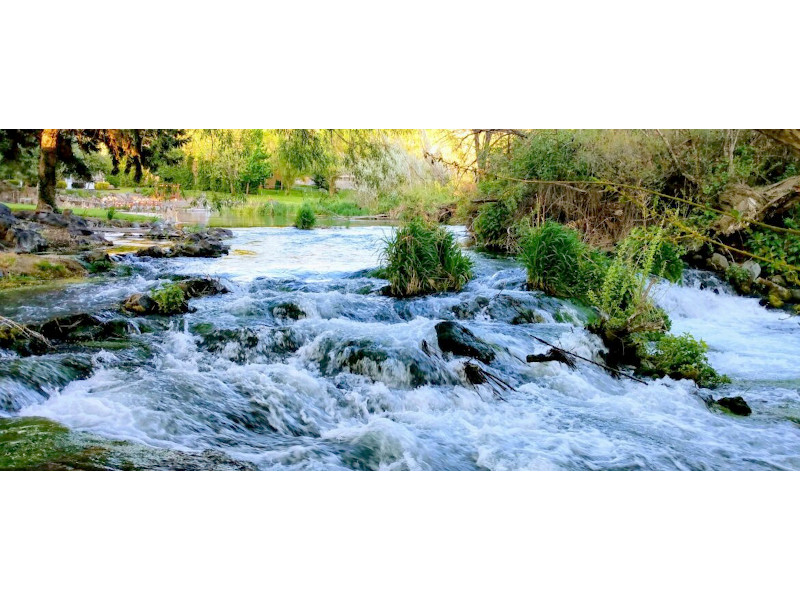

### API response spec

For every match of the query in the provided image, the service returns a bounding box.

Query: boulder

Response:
[3,225,48,253]
[271,302,306,321]
[121,293,158,315]
[713,396,752,416]
[176,277,229,299]
[170,238,228,258]
[136,245,168,258]
[435,321,495,364]
[709,253,729,272]
[740,260,761,282]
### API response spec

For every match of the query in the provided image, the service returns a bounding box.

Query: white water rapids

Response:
[4,226,800,469]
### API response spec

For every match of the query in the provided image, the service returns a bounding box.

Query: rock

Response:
[121,293,158,315]
[169,238,228,258]
[769,274,787,287]
[176,277,229,299]
[271,302,306,321]
[0,203,16,229]
[36,314,134,344]
[709,253,729,272]
[145,222,182,239]
[207,228,233,239]
[740,260,761,282]
[757,277,792,307]
[135,245,168,258]
[435,321,495,363]
[791,289,800,303]
[713,396,752,416]
[3,225,48,253]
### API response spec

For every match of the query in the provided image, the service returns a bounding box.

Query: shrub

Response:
[518,221,603,299]
[383,219,473,297]
[639,333,730,388]
[106,207,117,220]
[56,180,67,189]
[294,204,316,229]
[588,227,672,363]
[472,199,517,251]
[95,182,111,190]
[151,283,186,315]
[725,264,751,290]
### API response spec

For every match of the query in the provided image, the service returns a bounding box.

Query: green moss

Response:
[0,417,110,471]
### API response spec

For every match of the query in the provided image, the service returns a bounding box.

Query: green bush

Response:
[383,219,473,297]
[151,283,186,315]
[56,180,67,189]
[472,199,518,251]
[518,221,603,299]
[725,264,751,289]
[588,227,673,364]
[639,333,729,388]
[95,182,111,190]
[294,204,316,229]
[106,207,117,220]
[745,205,800,285]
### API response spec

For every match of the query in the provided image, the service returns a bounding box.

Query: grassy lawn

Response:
[3,203,157,223]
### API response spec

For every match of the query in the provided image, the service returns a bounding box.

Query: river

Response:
[2,225,799,470]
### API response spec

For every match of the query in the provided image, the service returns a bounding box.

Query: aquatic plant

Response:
[294,204,316,229]
[472,199,518,251]
[151,283,186,314]
[517,221,602,299]
[383,219,473,297]
[639,333,730,388]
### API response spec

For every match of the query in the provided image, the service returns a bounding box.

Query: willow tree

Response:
[275,129,405,194]
[0,129,187,211]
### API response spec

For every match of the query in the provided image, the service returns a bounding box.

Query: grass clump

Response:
[151,283,186,315]
[639,333,730,388]
[518,221,605,299]
[294,204,316,229]
[383,219,473,297]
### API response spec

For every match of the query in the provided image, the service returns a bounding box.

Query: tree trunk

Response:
[37,129,59,212]
[757,129,800,156]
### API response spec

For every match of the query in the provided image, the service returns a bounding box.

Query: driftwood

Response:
[527,348,576,368]
[715,176,800,236]
[528,334,648,385]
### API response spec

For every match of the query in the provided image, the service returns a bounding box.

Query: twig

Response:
[529,334,649,385]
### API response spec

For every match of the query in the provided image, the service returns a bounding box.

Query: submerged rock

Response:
[711,396,752,416]
[121,277,227,316]
[435,321,495,364]
[271,302,306,321]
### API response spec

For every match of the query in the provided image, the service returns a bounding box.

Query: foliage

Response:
[744,205,800,285]
[382,219,473,297]
[472,199,518,251]
[106,207,117,220]
[56,180,67,189]
[639,333,730,388]
[294,204,316,229]
[725,264,751,289]
[151,283,186,315]
[518,221,602,299]
[624,226,685,283]
[588,227,673,357]
[95,181,110,190]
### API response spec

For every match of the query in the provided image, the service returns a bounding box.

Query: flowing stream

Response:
[2,226,799,470]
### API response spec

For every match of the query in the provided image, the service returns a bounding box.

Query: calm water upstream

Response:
[2,226,800,469]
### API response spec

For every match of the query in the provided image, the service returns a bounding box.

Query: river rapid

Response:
[2,226,800,470]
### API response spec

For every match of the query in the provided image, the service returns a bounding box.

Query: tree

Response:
[0,129,187,211]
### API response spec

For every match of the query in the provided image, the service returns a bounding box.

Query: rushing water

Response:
[2,226,800,470]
